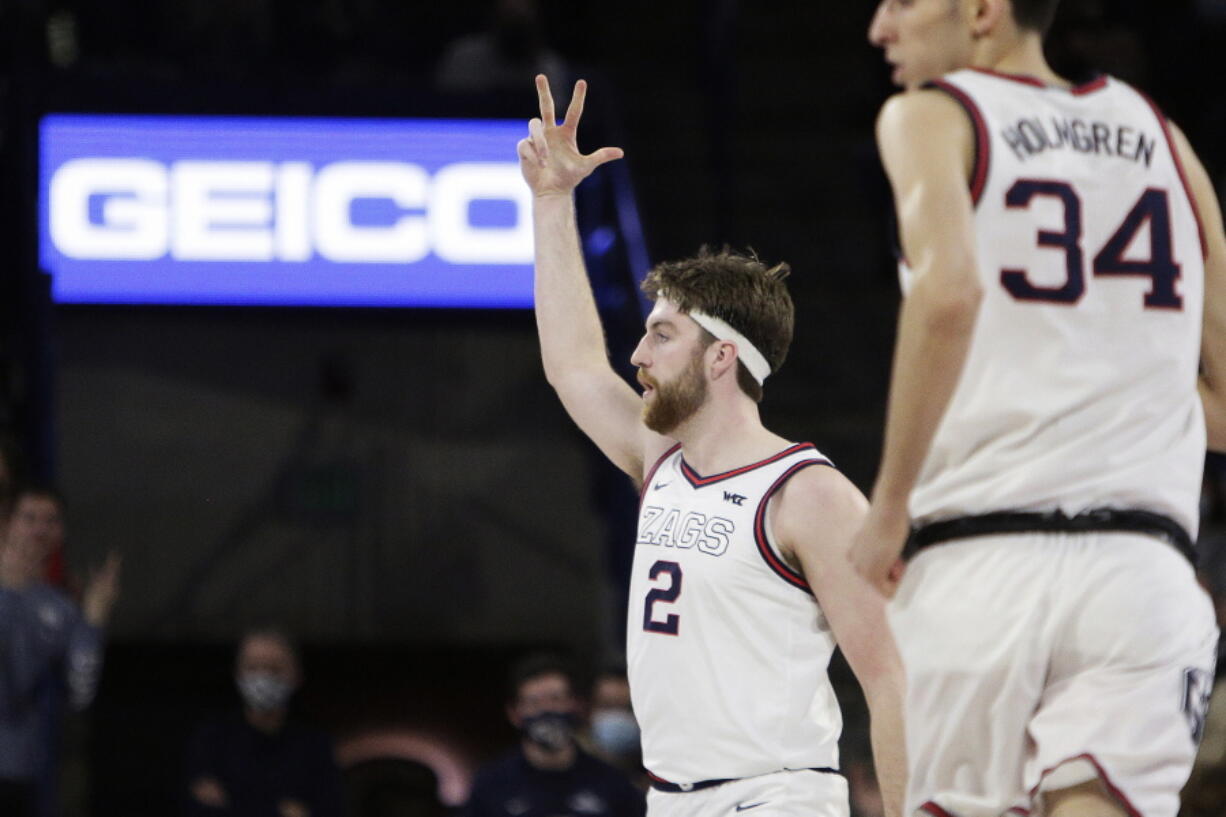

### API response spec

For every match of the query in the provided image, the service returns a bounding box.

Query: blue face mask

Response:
[591,709,641,757]
[520,710,578,752]
[236,671,294,712]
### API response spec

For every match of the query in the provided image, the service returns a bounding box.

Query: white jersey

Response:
[899,69,1207,538]
[627,442,843,785]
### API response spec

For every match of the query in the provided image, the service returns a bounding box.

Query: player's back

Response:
[627,443,842,785]
[902,69,1206,538]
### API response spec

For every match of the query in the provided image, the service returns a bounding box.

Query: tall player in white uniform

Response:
[854,1,1226,816]
[517,76,906,817]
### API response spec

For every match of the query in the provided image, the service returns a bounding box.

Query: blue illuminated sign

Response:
[39,114,534,307]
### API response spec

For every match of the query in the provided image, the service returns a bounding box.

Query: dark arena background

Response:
[2,1,1226,816]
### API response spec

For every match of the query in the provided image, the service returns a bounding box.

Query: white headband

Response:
[688,310,771,385]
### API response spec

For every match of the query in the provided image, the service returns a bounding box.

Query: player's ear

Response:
[709,341,739,381]
[970,0,1008,38]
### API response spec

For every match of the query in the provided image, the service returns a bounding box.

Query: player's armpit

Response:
[1167,121,1226,453]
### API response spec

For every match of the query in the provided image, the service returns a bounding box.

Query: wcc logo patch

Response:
[723,491,746,506]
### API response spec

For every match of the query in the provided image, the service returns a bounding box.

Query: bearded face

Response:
[640,345,709,434]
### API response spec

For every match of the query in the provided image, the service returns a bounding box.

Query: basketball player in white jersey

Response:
[517,75,906,817]
[853,1,1226,816]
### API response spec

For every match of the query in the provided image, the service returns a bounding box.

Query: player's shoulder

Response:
[771,452,866,520]
[875,84,970,137]
[875,85,977,179]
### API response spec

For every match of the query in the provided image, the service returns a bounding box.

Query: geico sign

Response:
[49,159,532,264]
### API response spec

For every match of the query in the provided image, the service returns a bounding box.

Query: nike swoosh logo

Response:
[736,803,768,812]
[654,481,671,490]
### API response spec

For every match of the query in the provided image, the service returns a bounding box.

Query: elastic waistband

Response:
[648,767,840,793]
[906,508,1194,564]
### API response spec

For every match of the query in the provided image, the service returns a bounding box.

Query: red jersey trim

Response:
[1030,753,1141,817]
[679,442,818,488]
[927,80,991,206]
[1070,75,1109,96]
[1137,90,1209,260]
[968,67,1109,96]
[970,67,1047,88]
[639,443,682,506]
[752,459,835,595]
[918,802,959,817]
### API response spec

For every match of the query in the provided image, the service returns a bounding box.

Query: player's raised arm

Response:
[519,75,662,480]
[772,469,905,817]
[1167,123,1226,453]
[850,90,984,593]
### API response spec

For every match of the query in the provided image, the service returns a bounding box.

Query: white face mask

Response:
[236,671,294,712]
[590,709,641,756]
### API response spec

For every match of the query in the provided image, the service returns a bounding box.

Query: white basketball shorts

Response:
[646,769,849,817]
[889,532,1218,817]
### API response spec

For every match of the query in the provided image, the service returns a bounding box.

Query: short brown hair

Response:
[506,651,582,703]
[641,247,794,403]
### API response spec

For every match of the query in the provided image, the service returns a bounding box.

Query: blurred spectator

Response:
[587,665,643,788]
[5,482,70,588]
[185,629,344,817]
[434,0,569,94]
[0,485,120,817]
[461,652,644,817]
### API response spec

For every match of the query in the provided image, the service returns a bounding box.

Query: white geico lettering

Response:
[48,159,532,265]
[50,158,168,259]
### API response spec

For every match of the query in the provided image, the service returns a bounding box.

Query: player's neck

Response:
[974,31,1068,89]
[674,399,789,477]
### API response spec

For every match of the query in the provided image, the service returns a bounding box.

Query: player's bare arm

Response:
[519,75,674,481]
[1167,122,1226,452]
[771,467,905,817]
[850,90,984,594]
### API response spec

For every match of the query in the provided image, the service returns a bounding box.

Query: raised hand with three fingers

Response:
[517,74,624,198]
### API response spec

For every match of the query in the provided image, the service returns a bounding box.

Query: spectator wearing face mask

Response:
[461,653,644,817]
[184,629,344,817]
[587,666,643,789]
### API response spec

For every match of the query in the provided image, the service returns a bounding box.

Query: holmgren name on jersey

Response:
[1000,116,1157,166]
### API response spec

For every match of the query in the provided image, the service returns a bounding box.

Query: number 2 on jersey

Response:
[1001,180,1183,309]
[643,560,682,635]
